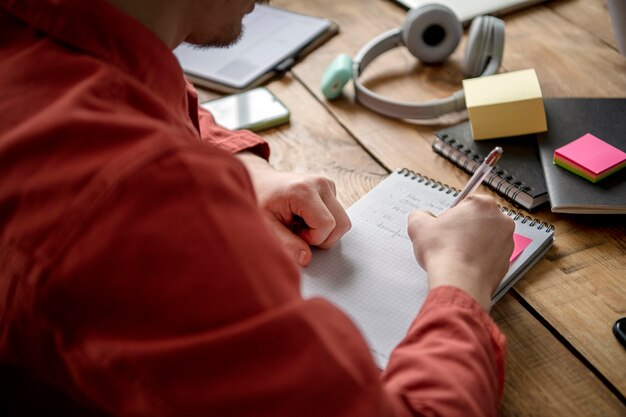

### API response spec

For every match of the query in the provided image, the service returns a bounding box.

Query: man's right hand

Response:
[408,195,515,312]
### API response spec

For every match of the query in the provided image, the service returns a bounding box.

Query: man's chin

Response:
[245,2,256,14]
[186,28,244,49]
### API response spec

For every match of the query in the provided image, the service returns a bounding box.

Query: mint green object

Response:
[320,53,353,100]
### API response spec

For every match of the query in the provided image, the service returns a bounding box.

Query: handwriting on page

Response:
[372,188,452,240]
[399,193,450,213]
[376,222,409,240]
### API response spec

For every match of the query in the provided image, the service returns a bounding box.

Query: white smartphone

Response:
[200,87,290,132]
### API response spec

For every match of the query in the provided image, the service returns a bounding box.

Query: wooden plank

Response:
[195,71,625,414]
[548,0,618,49]
[196,77,387,208]
[494,294,625,416]
[273,0,626,399]
[499,2,626,96]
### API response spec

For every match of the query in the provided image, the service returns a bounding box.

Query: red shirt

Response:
[0,0,506,416]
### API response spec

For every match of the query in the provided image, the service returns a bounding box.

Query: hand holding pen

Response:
[408,145,515,311]
[449,147,503,209]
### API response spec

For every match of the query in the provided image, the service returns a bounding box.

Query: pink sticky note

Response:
[554,133,626,175]
[510,233,533,263]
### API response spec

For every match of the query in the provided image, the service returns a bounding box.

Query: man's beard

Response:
[185,23,245,48]
[184,0,263,48]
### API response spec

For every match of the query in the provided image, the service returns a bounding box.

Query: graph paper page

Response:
[300,171,455,368]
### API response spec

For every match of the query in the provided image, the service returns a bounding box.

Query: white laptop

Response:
[391,0,550,24]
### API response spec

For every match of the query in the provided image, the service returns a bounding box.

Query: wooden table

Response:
[198,0,626,414]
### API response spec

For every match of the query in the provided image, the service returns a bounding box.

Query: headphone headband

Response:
[352,28,466,119]
[353,29,402,72]
[321,5,505,120]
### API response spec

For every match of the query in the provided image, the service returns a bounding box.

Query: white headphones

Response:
[320,4,505,119]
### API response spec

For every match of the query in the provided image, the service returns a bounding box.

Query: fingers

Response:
[269,217,313,266]
[407,210,436,241]
[294,178,351,249]
[407,210,438,267]
[249,167,351,255]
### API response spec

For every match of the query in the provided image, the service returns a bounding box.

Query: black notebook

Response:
[432,122,549,211]
[301,169,555,368]
[538,98,626,214]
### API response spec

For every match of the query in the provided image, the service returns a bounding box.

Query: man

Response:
[0,0,515,416]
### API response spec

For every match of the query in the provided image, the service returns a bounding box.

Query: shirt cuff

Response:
[197,105,270,160]
[209,130,270,160]
[414,285,507,396]
[416,286,505,344]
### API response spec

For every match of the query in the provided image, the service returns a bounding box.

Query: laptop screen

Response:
[391,0,549,24]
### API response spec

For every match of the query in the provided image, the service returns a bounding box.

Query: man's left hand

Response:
[237,152,351,266]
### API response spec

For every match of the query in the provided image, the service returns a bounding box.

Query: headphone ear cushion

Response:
[402,4,462,64]
[321,54,354,100]
[463,16,505,77]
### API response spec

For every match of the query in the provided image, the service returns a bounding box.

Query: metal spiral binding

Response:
[397,168,460,197]
[500,206,555,232]
[398,168,554,232]
[432,136,537,207]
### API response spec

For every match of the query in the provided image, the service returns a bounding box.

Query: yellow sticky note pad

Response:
[463,69,547,140]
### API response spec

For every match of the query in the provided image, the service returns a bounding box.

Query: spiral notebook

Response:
[301,169,554,369]
[432,121,549,211]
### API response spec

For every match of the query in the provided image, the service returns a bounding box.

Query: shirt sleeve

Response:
[187,80,270,159]
[382,286,507,417]
[35,147,388,416]
[197,106,270,158]
[33,146,505,417]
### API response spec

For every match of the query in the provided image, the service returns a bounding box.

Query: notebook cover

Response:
[538,98,626,214]
[433,121,548,211]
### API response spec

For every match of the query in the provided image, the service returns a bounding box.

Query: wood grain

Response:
[255,75,388,208]
[494,294,625,416]
[197,75,388,207]
[548,0,618,49]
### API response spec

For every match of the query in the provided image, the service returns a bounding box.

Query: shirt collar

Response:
[1,0,189,109]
